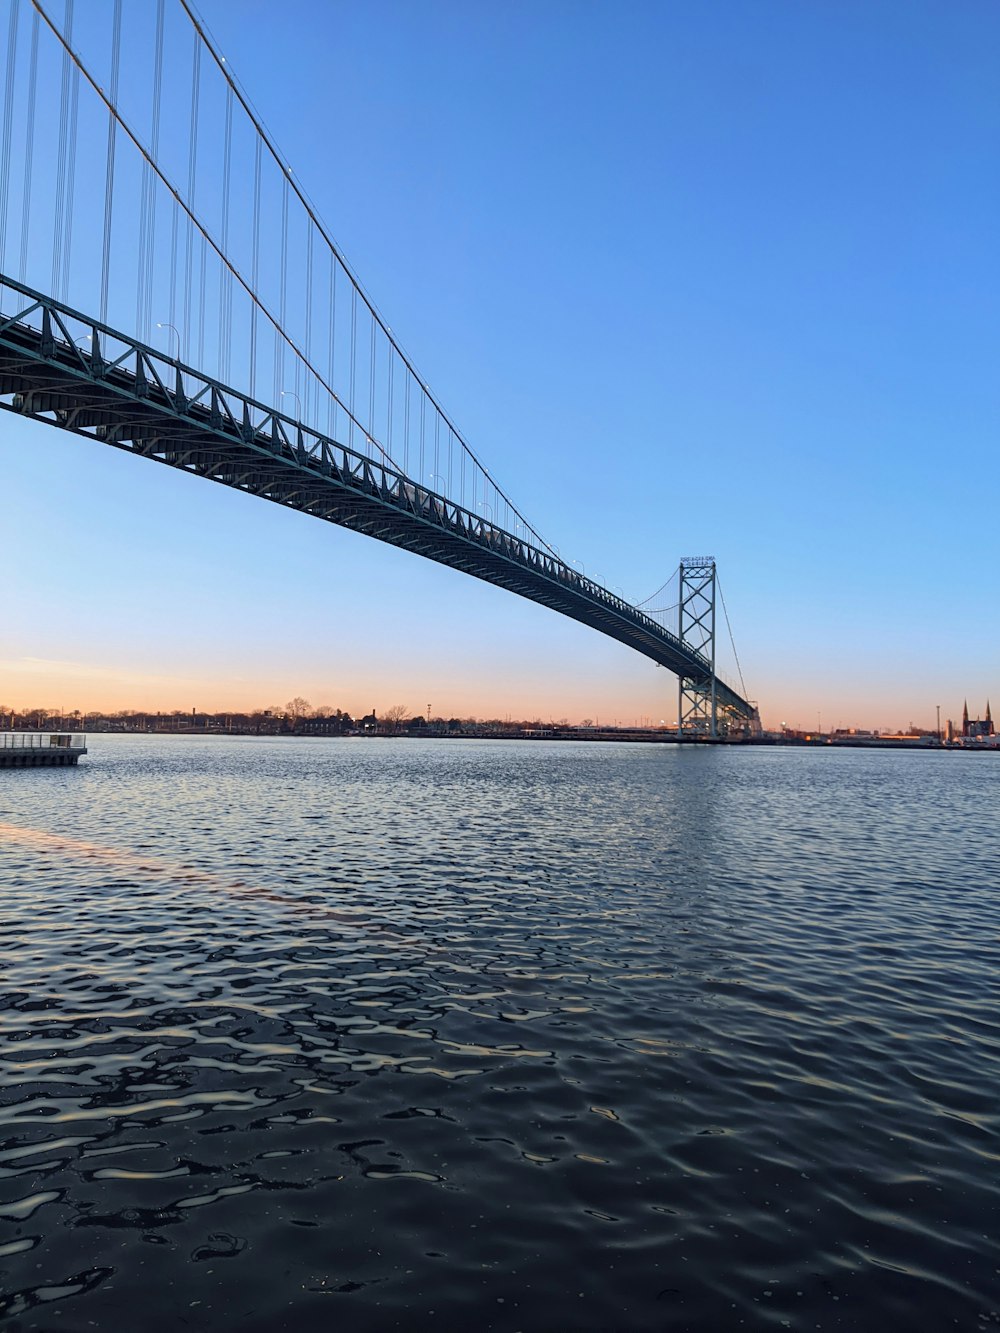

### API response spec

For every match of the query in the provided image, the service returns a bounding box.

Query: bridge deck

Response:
[0,277,753,720]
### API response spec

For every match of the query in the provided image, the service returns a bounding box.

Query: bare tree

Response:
[285,697,311,724]
[382,703,409,732]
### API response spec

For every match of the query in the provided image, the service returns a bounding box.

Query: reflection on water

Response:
[1,737,999,1330]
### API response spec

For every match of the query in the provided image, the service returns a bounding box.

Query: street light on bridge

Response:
[156,322,180,360]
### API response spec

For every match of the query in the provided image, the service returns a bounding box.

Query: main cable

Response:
[177,0,557,556]
[717,576,749,703]
[635,565,679,609]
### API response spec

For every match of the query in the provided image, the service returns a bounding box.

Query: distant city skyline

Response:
[5,0,998,731]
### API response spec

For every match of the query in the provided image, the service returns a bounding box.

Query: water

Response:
[1,737,998,1331]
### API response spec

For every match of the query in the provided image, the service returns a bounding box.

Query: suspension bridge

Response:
[0,0,758,736]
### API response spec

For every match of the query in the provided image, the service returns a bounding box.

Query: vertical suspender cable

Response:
[197,235,207,366]
[60,1,78,302]
[333,247,341,434]
[51,0,71,296]
[276,172,288,403]
[220,81,232,380]
[196,32,208,367]
[143,0,164,342]
[182,34,200,354]
[136,153,149,332]
[304,214,313,425]
[403,370,410,475]
[99,0,121,322]
[348,286,357,449]
[386,351,394,464]
[249,135,261,391]
[419,393,425,481]
[18,8,38,283]
[368,312,376,455]
[0,0,19,271]
[327,250,336,437]
[168,198,179,333]
[136,3,153,333]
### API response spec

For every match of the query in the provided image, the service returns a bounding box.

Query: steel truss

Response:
[678,558,719,736]
[0,274,756,722]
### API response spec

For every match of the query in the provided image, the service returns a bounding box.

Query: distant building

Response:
[962,700,994,739]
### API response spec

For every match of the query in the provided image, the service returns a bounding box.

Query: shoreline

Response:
[14,728,995,752]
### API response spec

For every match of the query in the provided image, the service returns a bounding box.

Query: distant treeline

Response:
[1,699,582,737]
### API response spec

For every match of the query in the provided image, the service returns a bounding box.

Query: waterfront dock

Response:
[0,733,88,767]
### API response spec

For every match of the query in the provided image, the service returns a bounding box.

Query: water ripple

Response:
[1,738,999,1328]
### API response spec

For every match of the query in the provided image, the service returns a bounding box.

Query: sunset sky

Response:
[4,0,998,731]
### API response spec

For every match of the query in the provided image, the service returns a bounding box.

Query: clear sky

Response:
[4,0,998,730]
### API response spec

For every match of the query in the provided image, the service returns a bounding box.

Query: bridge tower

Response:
[677,557,717,738]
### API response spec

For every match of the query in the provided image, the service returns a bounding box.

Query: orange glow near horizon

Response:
[0,655,687,726]
[0,654,970,736]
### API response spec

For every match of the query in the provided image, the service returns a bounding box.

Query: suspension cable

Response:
[0,0,18,269]
[182,28,200,353]
[31,0,396,468]
[219,80,233,379]
[50,0,71,296]
[143,0,165,342]
[99,0,122,322]
[176,0,556,555]
[635,565,679,609]
[717,576,749,702]
[17,7,39,283]
[60,7,78,304]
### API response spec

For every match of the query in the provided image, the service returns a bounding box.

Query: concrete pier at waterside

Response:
[0,733,87,767]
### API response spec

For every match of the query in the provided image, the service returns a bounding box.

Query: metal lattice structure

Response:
[678,558,718,737]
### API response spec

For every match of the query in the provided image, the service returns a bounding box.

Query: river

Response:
[1,736,998,1330]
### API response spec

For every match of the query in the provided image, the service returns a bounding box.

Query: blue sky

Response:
[4,0,998,729]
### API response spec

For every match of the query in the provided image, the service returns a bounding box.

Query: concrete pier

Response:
[0,733,87,767]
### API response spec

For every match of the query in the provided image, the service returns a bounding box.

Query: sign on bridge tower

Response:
[678,557,717,738]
